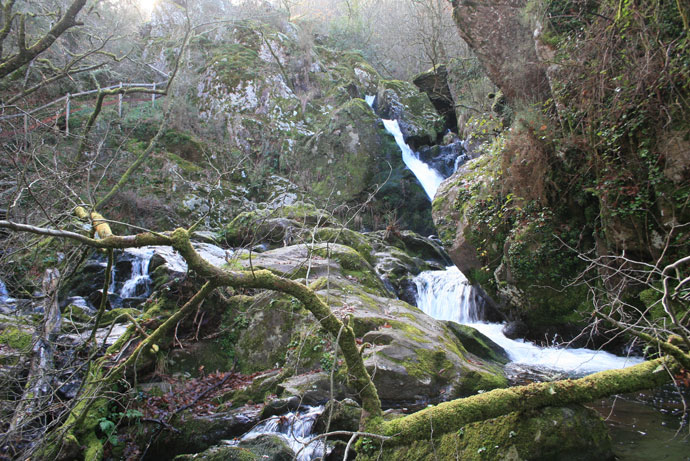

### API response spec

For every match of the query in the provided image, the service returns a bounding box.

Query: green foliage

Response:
[97,408,143,447]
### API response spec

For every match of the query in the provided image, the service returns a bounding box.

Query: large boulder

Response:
[412,65,456,132]
[375,79,444,146]
[231,234,507,407]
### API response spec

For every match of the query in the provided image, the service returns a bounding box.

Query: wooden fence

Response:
[0,80,167,138]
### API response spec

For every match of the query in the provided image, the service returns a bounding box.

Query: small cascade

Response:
[414,267,643,374]
[229,406,327,460]
[414,266,483,323]
[0,277,13,304]
[117,247,155,299]
[382,119,445,200]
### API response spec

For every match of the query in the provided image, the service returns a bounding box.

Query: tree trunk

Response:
[8,269,62,435]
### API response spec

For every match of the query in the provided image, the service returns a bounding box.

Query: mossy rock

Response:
[162,130,205,163]
[358,405,613,461]
[376,79,444,144]
[300,98,386,203]
[0,326,33,362]
[135,405,262,459]
[174,446,259,461]
[238,434,295,461]
[62,304,93,324]
[309,227,374,264]
[312,244,387,295]
[443,322,509,365]
[98,307,141,326]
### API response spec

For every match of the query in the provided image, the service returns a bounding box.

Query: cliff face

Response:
[449,0,550,105]
[437,0,690,340]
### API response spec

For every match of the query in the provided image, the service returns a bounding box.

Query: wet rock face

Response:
[417,141,466,179]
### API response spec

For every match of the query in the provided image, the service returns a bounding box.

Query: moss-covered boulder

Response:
[238,434,295,461]
[412,65,456,131]
[299,98,394,203]
[174,445,259,461]
[358,405,613,460]
[134,405,262,459]
[223,226,507,406]
[375,79,444,145]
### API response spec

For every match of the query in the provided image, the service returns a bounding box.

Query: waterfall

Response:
[414,267,643,374]
[229,406,327,460]
[382,119,445,200]
[364,94,446,200]
[118,247,155,299]
[414,266,482,323]
[112,243,232,302]
[0,278,12,304]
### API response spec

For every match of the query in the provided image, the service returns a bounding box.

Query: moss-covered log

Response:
[380,357,679,443]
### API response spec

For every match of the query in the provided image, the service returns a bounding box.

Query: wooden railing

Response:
[0,80,168,137]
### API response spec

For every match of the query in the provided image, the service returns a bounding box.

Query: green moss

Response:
[444,323,508,365]
[388,320,430,344]
[312,244,386,295]
[98,308,141,326]
[167,152,203,174]
[174,446,259,460]
[0,326,32,350]
[452,369,508,398]
[62,304,92,323]
[359,406,612,461]
[162,130,204,163]
[404,349,454,380]
[209,43,260,89]
[311,227,374,264]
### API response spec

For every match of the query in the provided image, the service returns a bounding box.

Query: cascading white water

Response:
[414,267,643,374]
[382,119,445,200]
[414,266,482,323]
[0,278,12,304]
[119,247,155,298]
[364,93,447,200]
[229,406,327,460]
[115,243,234,299]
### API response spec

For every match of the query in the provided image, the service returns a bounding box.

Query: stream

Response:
[377,104,689,459]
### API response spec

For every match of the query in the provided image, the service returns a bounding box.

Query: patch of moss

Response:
[0,326,32,350]
[167,152,203,174]
[99,308,141,326]
[210,43,260,89]
[404,348,454,381]
[311,227,374,264]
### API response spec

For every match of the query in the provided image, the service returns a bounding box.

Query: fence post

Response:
[152,82,156,108]
[118,82,123,118]
[65,93,70,136]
